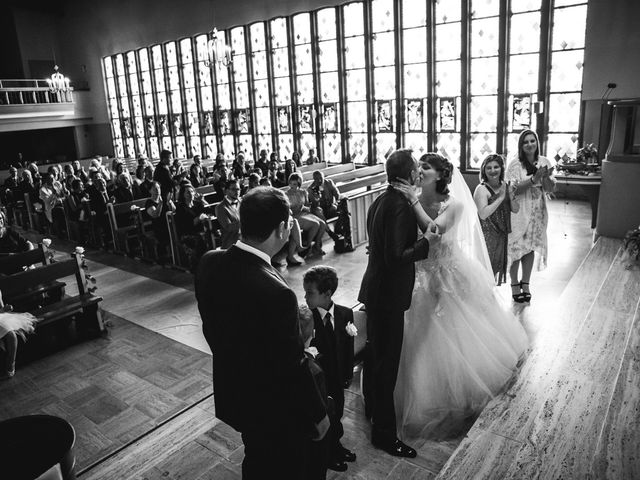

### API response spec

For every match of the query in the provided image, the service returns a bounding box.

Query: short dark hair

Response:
[386,149,416,183]
[288,172,303,186]
[479,154,505,183]
[160,150,172,162]
[303,265,339,295]
[248,172,261,186]
[421,153,453,195]
[239,187,289,243]
[71,179,83,191]
[224,179,239,190]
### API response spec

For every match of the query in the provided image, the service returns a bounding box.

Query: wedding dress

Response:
[394,168,528,440]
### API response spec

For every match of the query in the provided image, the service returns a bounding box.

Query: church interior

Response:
[0,0,639,478]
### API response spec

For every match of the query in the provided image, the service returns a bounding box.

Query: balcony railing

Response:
[0,79,74,105]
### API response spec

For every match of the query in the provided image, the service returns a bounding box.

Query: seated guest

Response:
[215,180,241,249]
[211,154,229,200]
[72,160,89,184]
[66,179,90,222]
[267,160,286,188]
[18,170,39,209]
[86,171,111,242]
[39,172,66,236]
[284,158,298,182]
[135,155,148,181]
[259,177,272,187]
[138,165,155,198]
[153,149,175,205]
[306,148,320,166]
[292,151,302,167]
[4,167,19,191]
[189,155,208,187]
[255,149,269,176]
[308,170,341,220]
[286,172,326,256]
[0,211,34,256]
[175,182,209,271]
[0,291,36,380]
[231,153,249,181]
[27,163,42,191]
[3,167,20,221]
[113,173,135,203]
[171,157,187,184]
[90,157,111,182]
[246,172,261,193]
[145,181,173,263]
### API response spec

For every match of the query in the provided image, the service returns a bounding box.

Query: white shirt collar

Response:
[316,303,335,329]
[235,241,271,266]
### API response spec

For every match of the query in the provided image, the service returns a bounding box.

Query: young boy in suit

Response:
[303,266,357,472]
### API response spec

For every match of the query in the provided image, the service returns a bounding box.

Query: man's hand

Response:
[312,414,330,441]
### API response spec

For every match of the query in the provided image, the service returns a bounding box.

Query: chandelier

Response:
[205,28,232,68]
[47,65,70,93]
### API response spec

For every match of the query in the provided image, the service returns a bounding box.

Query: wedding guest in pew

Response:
[255,149,269,176]
[259,177,272,187]
[473,154,519,285]
[72,160,89,184]
[90,157,111,182]
[137,165,155,198]
[211,154,230,200]
[26,163,42,191]
[292,151,302,167]
[0,211,34,257]
[215,179,241,249]
[267,159,286,188]
[171,157,187,184]
[63,164,76,189]
[18,170,39,213]
[245,172,261,193]
[86,171,111,245]
[0,290,36,380]
[153,150,175,205]
[284,158,298,185]
[113,173,135,203]
[286,172,326,257]
[189,155,209,188]
[231,153,249,181]
[39,172,66,237]
[2,167,20,223]
[175,182,210,271]
[135,155,148,181]
[308,170,342,243]
[66,179,89,222]
[306,148,321,166]
[145,181,173,264]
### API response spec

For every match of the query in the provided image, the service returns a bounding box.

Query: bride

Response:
[392,152,528,440]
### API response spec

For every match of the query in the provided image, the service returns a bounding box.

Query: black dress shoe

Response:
[372,438,417,458]
[327,460,348,472]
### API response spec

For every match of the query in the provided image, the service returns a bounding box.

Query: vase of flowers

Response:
[623,225,640,270]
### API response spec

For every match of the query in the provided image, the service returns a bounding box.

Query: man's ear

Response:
[276,221,287,240]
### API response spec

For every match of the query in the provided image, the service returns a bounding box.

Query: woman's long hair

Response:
[517,129,540,175]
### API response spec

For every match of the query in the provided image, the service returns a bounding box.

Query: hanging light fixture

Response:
[47,65,71,93]
[205,28,232,68]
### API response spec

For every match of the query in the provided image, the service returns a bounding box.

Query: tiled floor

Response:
[1,198,595,479]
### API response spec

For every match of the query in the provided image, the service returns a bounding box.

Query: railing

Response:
[0,79,74,105]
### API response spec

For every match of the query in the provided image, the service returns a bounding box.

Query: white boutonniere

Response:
[42,238,52,248]
[130,205,139,211]
[345,323,358,337]
[304,346,319,358]
[75,246,85,255]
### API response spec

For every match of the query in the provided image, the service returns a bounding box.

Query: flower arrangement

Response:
[557,143,600,174]
[576,143,598,164]
[623,225,640,267]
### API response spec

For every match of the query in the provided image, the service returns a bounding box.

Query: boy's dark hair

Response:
[303,266,339,295]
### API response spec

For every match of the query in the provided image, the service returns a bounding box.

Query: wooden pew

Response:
[0,252,104,337]
[298,161,328,173]
[436,237,640,479]
[300,162,354,182]
[23,192,45,232]
[0,243,50,275]
[106,198,151,255]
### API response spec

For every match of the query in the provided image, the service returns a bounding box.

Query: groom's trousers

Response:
[365,307,405,441]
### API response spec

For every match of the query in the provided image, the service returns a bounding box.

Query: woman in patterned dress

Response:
[505,130,556,302]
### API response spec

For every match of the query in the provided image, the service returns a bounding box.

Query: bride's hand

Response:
[390,179,418,204]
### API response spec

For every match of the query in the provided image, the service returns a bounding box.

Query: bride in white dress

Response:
[392,153,528,440]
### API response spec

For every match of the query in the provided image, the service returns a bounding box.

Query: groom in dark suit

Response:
[358,148,438,457]
[196,186,329,479]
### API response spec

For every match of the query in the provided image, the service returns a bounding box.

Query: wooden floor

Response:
[0,198,601,479]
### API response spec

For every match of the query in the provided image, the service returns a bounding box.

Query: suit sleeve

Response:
[383,198,430,266]
[342,307,355,384]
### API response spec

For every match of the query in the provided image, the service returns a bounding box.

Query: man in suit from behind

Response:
[196,186,329,479]
[358,148,438,458]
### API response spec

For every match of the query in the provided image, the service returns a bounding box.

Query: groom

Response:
[358,148,437,457]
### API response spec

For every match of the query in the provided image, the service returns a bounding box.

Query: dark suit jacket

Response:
[195,246,327,433]
[358,186,429,312]
[214,199,240,249]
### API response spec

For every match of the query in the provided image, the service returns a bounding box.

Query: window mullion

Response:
[310,12,324,162]
[244,26,259,160]
[336,7,349,163]
[461,0,471,172]
[286,17,301,157]
[364,0,376,165]
[426,0,436,152]
[264,22,279,154]
[496,0,510,154]
[537,0,553,154]
[394,0,404,150]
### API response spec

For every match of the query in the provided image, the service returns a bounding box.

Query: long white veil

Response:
[447,167,495,284]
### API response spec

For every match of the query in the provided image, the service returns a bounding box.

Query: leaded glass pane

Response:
[104,58,114,78]
[343,3,365,37]
[138,49,150,71]
[471,18,499,57]
[470,96,498,131]
[552,5,587,50]
[222,136,235,157]
[109,99,119,118]
[151,46,163,69]
[158,115,170,135]
[437,97,459,131]
[149,138,160,158]
[403,28,427,64]
[204,136,217,158]
[404,63,428,98]
[190,136,201,157]
[317,8,336,40]
[471,57,498,94]
[346,70,367,101]
[125,138,135,157]
[256,107,271,135]
[115,54,125,75]
[137,138,147,157]
[141,71,153,94]
[510,12,541,54]
[372,0,394,33]
[231,28,246,54]
[120,100,130,118]
[165,42,177,66]
[295,44,313,75]
[175,137,187,158]
[252,51,268,79]
[198,63,212,87]
[187,112,199,135]
[113,139,124,157]
[511,0,541,13]
[182,63,195,88]
[232,54,247,82]
[469,133,497,168]
[250,23,265,50]
[112,120,121,138]
[373,32,395,66]
[143,94,154,115]
[126,52,137,72]
[347,101,368,132]
[118,76,128,96]
[507,94,533,131]
[132,97,142,116]
[344,37,366,69]
[296,74,314,104]
[323,134,342,163]
[374,66,396,99]
[348,133,369,164]
[319,40,338,72]
[506,133,520,159]
[436,23,461,60]
[238,135,253,156]
[293,14,311,44]
[180,38,193,63]
[216,63,229,84]
[170,90,182,113]
[508,54,539,94]
[546,133,578,162]
[404,133,430,156]
[549,50,584,92]
[271,18,288,48]
[274,77,291,105]
[278,135,294,159]
[217,86,231,109]
[320,72,340,103]
[106,77,117,99]
[184,88,197,112]
[548,93,581,131]
[235,82,250,108]
[154,70,165,92]
[376,133,397,162]
[167,66,180,91]
[403,0,427,28]
[254,79,270,107]
[156,94,168,115]
[195,35,208,62]
[272,48,290,77]
[300,134,317,153]
[436,133,461,167]
[435,0,461,23]
[258,134,272,154]
[471,0,500,19]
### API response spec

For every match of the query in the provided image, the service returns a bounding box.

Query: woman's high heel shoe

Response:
[511,283,526,303]
[521,282,531,302]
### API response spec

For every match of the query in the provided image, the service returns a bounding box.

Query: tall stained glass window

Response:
[293,13,317,157]
[126,51,147,157]
[151,45,172,152]
[179,38,200,158]
[104,57,124,158]
[249,22,273,157]
[270,18,295,159]
[115,54,136,158]
[195,34,218,159]
[214,31,234,158]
